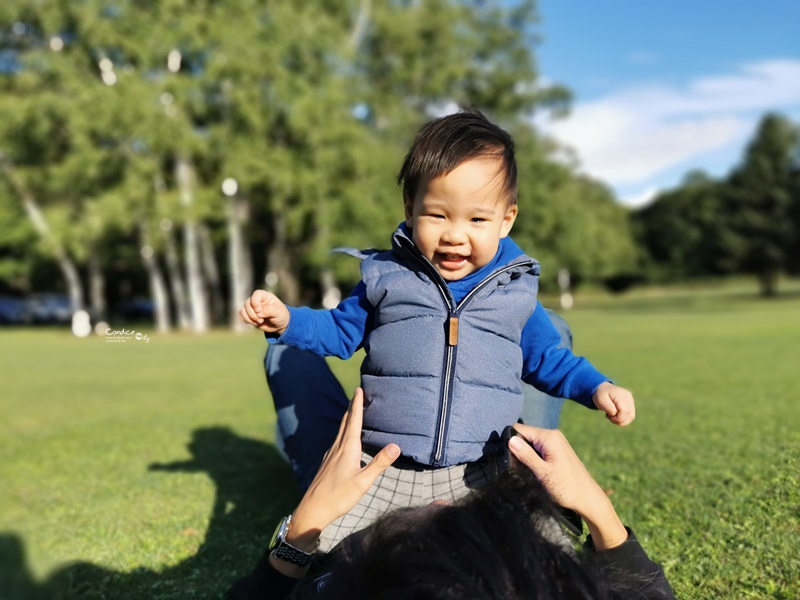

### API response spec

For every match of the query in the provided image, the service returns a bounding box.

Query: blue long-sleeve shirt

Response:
[273,235,607,408]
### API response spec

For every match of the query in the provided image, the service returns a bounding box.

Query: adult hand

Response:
[239,289,291,334]
[293,388,400,534]
[592,382,636,426]
[508,425,628,550]
[278,388,400,569]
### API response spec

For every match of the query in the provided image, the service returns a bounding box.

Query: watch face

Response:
[269,516,290,550]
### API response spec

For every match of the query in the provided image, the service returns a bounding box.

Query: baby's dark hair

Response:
[397,110,518,209]
[322,469,613,599]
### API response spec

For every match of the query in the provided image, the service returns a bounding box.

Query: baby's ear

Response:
[500,204,518,238]
[403,198,414,227]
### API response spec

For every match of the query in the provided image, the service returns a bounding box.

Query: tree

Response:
[0,19,120,314]
[0,179,37,294]
[633,114,800,295]
[0,0,220,330]
[723,113,800,296]
[634,170,728,281]
[0,0,641,328]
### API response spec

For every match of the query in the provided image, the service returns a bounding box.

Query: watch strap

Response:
[269,515,319,567]
[271,541,317,566]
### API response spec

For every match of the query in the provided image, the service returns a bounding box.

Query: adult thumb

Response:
[363,444,401,481]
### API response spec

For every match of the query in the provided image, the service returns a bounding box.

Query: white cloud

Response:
[621,186,659,209]
[540,59,800,190]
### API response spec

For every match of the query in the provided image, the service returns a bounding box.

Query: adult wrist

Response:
[283,519,322,553]
[581,495,628,550]
[288,503,328,551]
[564,478,626,549]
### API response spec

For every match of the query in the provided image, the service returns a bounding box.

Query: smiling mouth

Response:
[436,252,469,266]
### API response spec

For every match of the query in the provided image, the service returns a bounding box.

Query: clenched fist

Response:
[239,289,291,335]
[592,382,636,426]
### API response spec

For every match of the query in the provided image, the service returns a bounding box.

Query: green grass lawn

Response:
[1,286,799,599]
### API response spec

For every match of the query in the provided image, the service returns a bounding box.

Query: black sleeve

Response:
[228,528,676,599]
[585,527,677,600]
[225,551,298,600]
[225,550,337,600]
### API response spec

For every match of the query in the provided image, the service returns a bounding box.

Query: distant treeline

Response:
[634,112,800,297]
[0,2,797,332]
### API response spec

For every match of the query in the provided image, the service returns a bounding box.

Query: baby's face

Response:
[405,158,517,281]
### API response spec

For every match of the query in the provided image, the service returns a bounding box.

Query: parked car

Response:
[28,294,73,324]
[0,296,31,325]
[116,297,155,321]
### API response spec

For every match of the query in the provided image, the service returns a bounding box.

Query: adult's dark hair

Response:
[397,110,518,208]
[322,469,611,600]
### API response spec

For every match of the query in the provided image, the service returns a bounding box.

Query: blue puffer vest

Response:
[358,227,540,467]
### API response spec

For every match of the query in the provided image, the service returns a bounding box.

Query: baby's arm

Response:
[520,306,635,426]
[239,282,372,359]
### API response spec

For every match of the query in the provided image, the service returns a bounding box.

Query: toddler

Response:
[241,111,635,546]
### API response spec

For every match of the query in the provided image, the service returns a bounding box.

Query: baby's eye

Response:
[471,217,486,223]
[426,214,445,219]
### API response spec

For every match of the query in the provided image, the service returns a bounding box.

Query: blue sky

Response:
[533,0,800,206]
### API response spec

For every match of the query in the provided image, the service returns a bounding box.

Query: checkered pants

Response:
[319,452,501,551]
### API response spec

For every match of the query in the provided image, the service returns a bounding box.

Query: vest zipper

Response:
[398,237,533,466]
[429,262,533,464]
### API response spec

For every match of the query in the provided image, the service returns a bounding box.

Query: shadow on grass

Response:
[0,427,297,599]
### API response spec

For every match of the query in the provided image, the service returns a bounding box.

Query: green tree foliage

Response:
[0,182,36,292]
[722,113,800,296]
[0,0,640,322]
[634,171,728,280]
[0,2,166,311]
[634,114,800,296]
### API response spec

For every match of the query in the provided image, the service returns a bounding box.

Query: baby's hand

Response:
[239,289,290,334]
[592,382,636,426]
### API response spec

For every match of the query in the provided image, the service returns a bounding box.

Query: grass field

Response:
[1,283,799,599]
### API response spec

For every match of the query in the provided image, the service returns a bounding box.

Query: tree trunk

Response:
[759,269,778,297]
[347,0,371,51]
[2,164,85,312]
[140,224,171,333]
[88,251,106,321]
[267,211,301,305]
[175,155,209,333]
[163,224,191,330]
[198,224,225,325]
[228,195,254,331]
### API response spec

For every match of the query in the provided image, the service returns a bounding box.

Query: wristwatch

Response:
[269,514,319,566]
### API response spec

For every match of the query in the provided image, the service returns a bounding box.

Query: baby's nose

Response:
[441,227,467,244]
